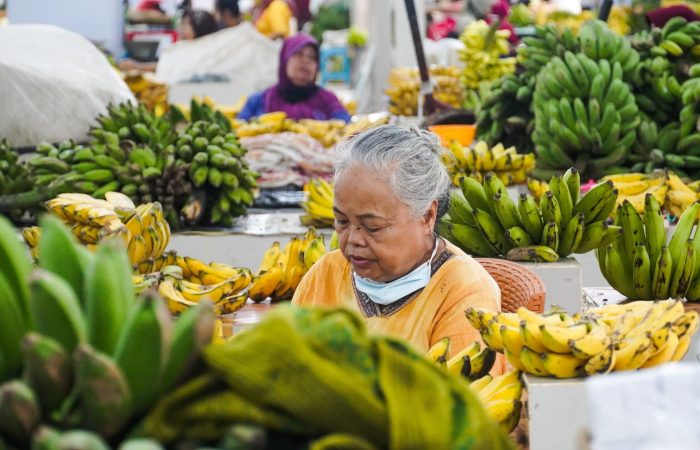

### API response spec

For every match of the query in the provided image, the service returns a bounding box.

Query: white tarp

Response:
[0,24,135,147]
[156,22,281,100]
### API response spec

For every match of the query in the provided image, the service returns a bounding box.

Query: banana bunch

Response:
[157,263,252,316]
[441,168,620,262]
[176,120,257,227]
[174,96,242,129]
[301,178,334,227]
[385,66,463,116]
[508,3,533,27]
[540,10,596,35]
[600,171,700,216]
[475,73,535,155]
[631,18,700,127]
[31,192,170,266]
[425,339,523,432]
[123,71,169,112]
[248,228,326,303]
[445,141,535,187]
[467,300,698,378]
[600,172,668,214]
[0,215,218,446]
[607,6,631,36]
[459,20,516,92]
[0,139,33,220]
[598,194,700,300]
[533,48,639,179]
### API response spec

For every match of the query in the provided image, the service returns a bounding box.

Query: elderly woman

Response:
[292,125,504,363]
[237,33,350,122]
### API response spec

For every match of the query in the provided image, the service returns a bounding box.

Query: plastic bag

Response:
[155,23,281,97]
[0,24,135,147]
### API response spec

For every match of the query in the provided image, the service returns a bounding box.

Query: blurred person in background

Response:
[179,9,219,39]
[238,33,350,121]
[214,0,242,29]
[253,0,297,39]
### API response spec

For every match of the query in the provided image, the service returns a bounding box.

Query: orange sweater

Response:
[292,241,506,373]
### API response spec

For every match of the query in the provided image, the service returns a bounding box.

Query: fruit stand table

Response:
[169,210,333,270]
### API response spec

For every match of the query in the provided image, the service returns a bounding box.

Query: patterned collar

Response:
[352,246,455,318]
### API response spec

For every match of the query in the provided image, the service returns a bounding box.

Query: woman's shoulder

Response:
[439,240,493,278]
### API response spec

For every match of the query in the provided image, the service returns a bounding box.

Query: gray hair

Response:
[334,125,451,219]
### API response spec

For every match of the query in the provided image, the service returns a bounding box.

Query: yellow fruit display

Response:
[122,71,169,112]
[459,20,517,92]
[385,66,464,117]
[425,339,523,433]
[445,140,535,187]
[301,178,334,227]
[28,192,170,266]
[247,228,327,303]
[467,300,699,378]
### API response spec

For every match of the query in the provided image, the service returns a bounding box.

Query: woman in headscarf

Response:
[237,33,351,122]
[253,0,297,39]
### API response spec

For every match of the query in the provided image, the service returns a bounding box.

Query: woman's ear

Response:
[423,200,439,235]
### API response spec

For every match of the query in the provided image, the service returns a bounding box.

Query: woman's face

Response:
[286,45,318,87]
[333,163,437,282]
[179,16,195,40]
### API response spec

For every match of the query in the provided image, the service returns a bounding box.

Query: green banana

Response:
[518,194,544,243]
[668,202,699,276]
[73,343,132,438]
[29,269,87,354]
[540,191,562,229]
[492,192,523,230]
[506,226,533,247]
[606,245,637,298]
[21,332,72,416]
[562,167,580,204]
[549,175,573,226]
[448,190,475,226]
[0,216,32,322]
[541,221,560,251]
[0,380,40,447]
[670,239,695,299]
[652,246,673,300]
[558,213,585,257]
[572,180,614,224]
[84,242,134,355]
[633,243,652,299]
[644,193,666,279]
[114,292,171,414]
[574,220,609,254]
[622,200,646,268]
[506,245,559,262]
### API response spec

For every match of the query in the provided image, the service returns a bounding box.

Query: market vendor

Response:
[237,33,351,122]
[292,125,505,365]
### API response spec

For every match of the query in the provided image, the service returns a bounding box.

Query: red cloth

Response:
[486,0,519,45]
[428,16,457,40]
[647,5,700,27]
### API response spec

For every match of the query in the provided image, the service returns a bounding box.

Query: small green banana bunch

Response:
[475,73,535,155]
[91,102,177,151]
[0,215,217,446]
[459,20,517,91]
[0,139,33,220]
[597,194,700,301]
[176,120,258,227]
[439,168,621,262]
[467,299,698,378]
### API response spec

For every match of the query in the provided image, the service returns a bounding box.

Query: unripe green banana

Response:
[0,380,40,446]
[472,209,512,255]
[451,223,500,257]
[21,332,72,416]
[633,243,652,299]
[670,239,695,299]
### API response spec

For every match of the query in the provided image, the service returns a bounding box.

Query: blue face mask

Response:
[353,240,439,306]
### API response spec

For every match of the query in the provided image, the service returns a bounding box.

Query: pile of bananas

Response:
[385,66,463,117]
[475,73,535,155]
[468,300,698,378]
[538,10,596,35]
[248,228,326,303]
[444,140,535,187]
[597,194,700,300]
[426,339,523,432]
[532,25,641,179]
[123,71,169,112]
[527,177,549,201]
[459,20,516,92]
[508,3,533,27]
[301,178,334,227]
[0,215,220,447]
[518,24,580,79]
[156,261,252,317]
[24,192,169,266]
[174,96,242,128]
[174,120,257,227]
[601,171,700,216]
[440,168,620,262]
[607,5,631,36]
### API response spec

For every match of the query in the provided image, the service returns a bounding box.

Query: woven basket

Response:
[476,258,546,314]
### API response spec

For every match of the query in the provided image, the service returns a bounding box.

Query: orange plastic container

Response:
[429,124,476,147]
